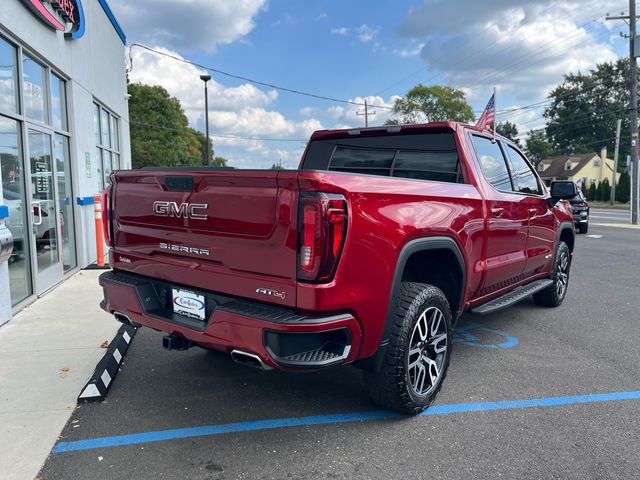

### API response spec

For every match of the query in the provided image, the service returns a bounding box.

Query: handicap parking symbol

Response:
[453,322,519,349]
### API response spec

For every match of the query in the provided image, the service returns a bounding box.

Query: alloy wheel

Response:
[407,306,448,396]
[556,251,569,298]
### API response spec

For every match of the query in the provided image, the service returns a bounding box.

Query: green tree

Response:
[595,181,603,201]
[615,171,630,203]
[270,160,284,170]
[128,83,227,168]
[524,129,554,165]
[495,121,520,145]
[544,59,633,159]
[601,178,611,203]
[386,84,475,125]
[587,182,597,201]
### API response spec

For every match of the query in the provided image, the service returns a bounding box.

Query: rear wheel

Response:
[533,241,571,307]
[578,222,588,234]
[363,282,452,415]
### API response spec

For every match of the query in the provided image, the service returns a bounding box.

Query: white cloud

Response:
[129,47,277,125]
[357,25,380,43]
[393,43,425,57]
[108,0,266,52]
[396,1,620,103]
[299,106,316,117]
[327,96,400,127]
[128,47,323,168]
[330,27,350,36]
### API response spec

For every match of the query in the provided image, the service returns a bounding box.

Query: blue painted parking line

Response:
[53,390,640,454]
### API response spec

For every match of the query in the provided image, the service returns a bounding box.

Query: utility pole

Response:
[611,119,622,205]
[631,0,639,224]
[607,3,639,224]
[356,100,376,127]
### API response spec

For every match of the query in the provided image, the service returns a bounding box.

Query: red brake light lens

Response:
[297,193,348,282]
[102,185,112,247]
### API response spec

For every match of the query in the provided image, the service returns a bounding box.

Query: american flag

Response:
[475,93,495,131]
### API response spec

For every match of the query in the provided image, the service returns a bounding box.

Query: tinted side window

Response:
[505,145,541,195]
[472,135,512,191]
[327,144,460,183]
[329,146,394,175]
[392,150,459,183]
[303,132,463,184]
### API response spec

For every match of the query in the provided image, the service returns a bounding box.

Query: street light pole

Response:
[200,74,211,167]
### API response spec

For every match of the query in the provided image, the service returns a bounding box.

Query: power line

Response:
[461,17,607,93]
[129,120,307,142]
[128,43,394,111]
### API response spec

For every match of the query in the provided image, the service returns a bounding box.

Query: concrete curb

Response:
[78,324,137,402]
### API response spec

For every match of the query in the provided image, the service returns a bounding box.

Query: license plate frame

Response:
[172,288,206,321]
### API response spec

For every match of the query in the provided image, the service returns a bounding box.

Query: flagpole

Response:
[492,86,496,141]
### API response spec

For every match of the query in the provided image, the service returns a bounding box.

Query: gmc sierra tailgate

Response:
[109,169,299,307]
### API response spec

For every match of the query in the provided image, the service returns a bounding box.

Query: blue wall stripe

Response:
[76,196,95,206]
[52,390,640,454]
[97,0,126,44]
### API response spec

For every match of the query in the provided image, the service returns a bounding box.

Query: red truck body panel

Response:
[100,122,574,370]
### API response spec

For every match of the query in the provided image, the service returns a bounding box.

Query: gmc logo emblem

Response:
[153,201,208,220]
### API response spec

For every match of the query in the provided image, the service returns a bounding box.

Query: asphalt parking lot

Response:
[40,225,640,480]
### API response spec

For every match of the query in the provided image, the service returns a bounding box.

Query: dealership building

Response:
[0,0,130,325]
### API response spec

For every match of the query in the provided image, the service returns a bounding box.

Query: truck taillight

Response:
[298,193,348,282]
[102,185,112,247]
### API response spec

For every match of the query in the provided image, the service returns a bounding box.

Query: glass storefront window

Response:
[100,108,110,148]
[110,115,118,150]
[95,103,121,189]
[95,147,103,192]
[93,103,100,145]
[54,134,76,272]
[0,116,32,304]
[103,150,112,186]
[0,37,19,114]
[51,73,67,131]
[22,54,48,123]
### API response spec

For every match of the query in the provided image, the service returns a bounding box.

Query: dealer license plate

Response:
[172,288,206,320]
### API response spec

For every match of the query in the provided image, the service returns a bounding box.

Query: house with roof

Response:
[536,148,619,191]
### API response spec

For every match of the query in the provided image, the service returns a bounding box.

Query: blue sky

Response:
[109,0,630,168]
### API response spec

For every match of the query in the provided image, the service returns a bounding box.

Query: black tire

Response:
[578,222,588,234]
[363,282,452,415]
[533,241,571,307]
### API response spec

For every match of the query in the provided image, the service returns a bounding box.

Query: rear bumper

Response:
[99,270,362,370]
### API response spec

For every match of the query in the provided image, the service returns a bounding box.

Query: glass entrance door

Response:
[27,128,63,294]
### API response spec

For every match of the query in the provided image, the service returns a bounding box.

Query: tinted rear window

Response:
[301,132,462,183]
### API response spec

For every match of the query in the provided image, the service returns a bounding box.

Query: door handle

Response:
[490,207,504,217]
[32,201,43,226]
[528,208,538,217]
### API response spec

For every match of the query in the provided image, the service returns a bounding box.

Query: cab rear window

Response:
[301,132,463,184]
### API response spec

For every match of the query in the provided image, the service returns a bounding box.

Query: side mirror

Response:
[549,181,577,200]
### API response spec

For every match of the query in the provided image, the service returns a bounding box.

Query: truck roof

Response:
[309,121,501,141]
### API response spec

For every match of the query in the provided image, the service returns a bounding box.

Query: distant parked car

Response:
[569,190,589,234]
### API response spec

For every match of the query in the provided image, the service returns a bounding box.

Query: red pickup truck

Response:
[99,122,577,414]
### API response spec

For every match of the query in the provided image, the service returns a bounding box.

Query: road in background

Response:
[589,207,630,224]
[40,225,640,480]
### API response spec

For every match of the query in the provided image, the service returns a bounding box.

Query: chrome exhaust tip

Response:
[113,311,131,325]
[230,349,272,370]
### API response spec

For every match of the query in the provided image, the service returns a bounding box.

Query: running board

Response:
[471,279,553,315]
